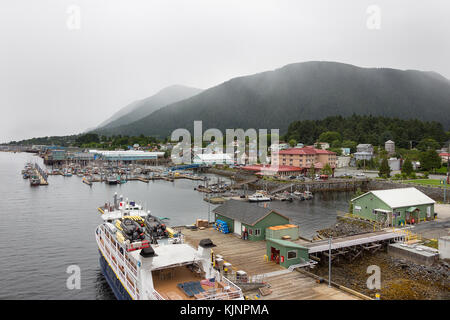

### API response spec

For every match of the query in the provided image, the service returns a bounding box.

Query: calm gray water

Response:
[0,152,351,299]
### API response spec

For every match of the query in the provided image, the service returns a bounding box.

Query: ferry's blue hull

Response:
[99,251,133,300]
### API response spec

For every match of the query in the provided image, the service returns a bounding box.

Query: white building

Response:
[354,144,374,161]
[388,158,401,171]
[269,143,289,152]
[354,151,373,161]
[316,142,330,150]
[337,156,351,168]
[193,153,233,165]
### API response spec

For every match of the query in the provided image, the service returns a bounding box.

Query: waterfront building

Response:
[336,156,351,168]
[213,200,291,241]
[193,153,233,165]
[351,187,435,227]
[265,239,309,269]
[273,146,336,174]
[240,164,303,176]
[90,150,164,161]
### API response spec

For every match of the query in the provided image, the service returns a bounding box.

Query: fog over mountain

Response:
[93,61,450,138]
[96,85,203,130]
[2,1,450,142]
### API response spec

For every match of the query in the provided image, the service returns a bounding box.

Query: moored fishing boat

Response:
[248,191,271,202]
[107,175,118,185]
[303,190,313,200]
[29,175,40,186]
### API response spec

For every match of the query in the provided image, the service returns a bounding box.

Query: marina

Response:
[1,151,448,300]
[0,152,352,299]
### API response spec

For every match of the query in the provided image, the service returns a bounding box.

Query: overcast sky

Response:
[1,0,449,142]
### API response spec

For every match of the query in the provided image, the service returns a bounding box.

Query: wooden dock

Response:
[231,177,259,189]
[301,230,406,262]
[178,227,359,300]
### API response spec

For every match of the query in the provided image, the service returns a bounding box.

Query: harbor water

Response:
[0,152,351,299]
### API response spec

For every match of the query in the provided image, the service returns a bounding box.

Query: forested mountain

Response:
[284,115,449,149]
[95,85,203,130]
[94,61,450,138]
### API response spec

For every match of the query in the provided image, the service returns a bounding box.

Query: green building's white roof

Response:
[352,187,435,209]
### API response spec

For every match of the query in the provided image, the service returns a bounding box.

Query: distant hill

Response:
[94,61,450,137]
[95,85,203,130]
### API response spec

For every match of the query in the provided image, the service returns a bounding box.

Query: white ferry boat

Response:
[95,194,244,300]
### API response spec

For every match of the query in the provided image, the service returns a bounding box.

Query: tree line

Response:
[284,115,449,150]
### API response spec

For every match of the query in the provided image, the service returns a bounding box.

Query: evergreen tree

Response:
[401,158,413,176]
[379,157,391,178]
[419,150,442,172]
[308,163,316,179]
[321,163,333,176]
[288,139,297,147]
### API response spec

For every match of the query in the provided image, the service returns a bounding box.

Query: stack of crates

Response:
[215,220,229,234]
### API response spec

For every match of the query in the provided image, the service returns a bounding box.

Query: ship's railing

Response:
[224,273,266,285]
[222,275,244,292]
[146,289,165,300]
[196,289,242,300]
[196,276,243,300]
[97,225,140,300]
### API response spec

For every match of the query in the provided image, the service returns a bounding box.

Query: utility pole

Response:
[328,236,332,288]
[208,192,211,223]
[447,140,450,186]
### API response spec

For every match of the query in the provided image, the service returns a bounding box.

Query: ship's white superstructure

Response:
[95,194,244,300]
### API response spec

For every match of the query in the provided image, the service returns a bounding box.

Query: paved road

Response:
[409,205,450,239]
[335,167,448,180]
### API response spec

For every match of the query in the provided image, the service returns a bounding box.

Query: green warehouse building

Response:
[213,199,291,241]
[266,238,309,268]
[351,187,435,226]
